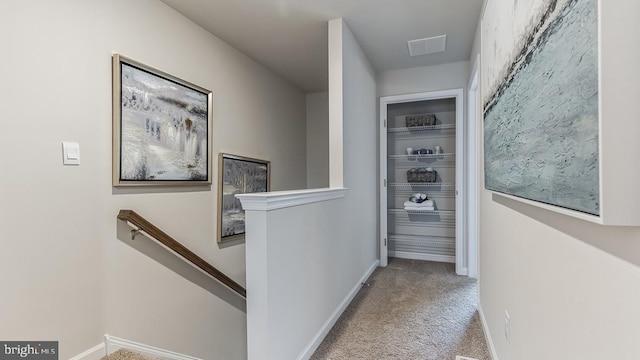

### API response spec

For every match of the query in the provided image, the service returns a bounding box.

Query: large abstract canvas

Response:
[482,0,599,215]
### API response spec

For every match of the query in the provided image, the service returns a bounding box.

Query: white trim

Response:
[296,260,379,360]
[469,54,480,89]
[381,88,463,103]
[68,343,105,360]
[597,0,603,225]
[480,0,489,20]
[478,304,498,360]
[389,251,456,264]
[104,335,202,360]
[467,54,480,279]
[454,89,465,276]
[236,188,347,211]
[379,97,388,267]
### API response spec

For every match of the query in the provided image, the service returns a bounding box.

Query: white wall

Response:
[0,1,306,359]
[339,19,379,268]
[477,1,640,359]
[239,18,378,360]
[328,19,345,188]
[306,92,329,188]
[469,13,482,77]
[377,61,470,97]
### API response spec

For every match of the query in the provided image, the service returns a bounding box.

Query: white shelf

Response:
[388,233,454,243]
[388,182,455,190]
[388,234,455,256]
[394,219,455,228]
[387,124,456,133]
[391,190,455,198]
[388,209,455,216]
[388,153,455,159]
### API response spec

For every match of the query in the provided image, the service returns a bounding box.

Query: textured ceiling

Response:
[160,0,483,92]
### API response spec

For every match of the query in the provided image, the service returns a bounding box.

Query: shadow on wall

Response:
[115,221,247,311]
[493,194,640,268]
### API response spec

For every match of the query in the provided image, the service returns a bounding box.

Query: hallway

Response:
[311,259,489,360]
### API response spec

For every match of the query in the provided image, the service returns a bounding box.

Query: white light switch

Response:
[62,142,80,165]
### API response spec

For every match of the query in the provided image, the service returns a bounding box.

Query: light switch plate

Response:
[62,142,80,165]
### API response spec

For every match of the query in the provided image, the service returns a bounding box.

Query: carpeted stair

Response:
[101,349,158,360]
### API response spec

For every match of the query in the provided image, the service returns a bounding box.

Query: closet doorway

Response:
[379,88,473,276]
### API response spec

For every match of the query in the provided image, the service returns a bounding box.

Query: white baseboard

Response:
[458,266,469,277]
[104,335,203,360]
[296,260,380,360]
[390,251,455,263]
[68,343,105,360]
[477,303,498,360]
[69,335,202,360]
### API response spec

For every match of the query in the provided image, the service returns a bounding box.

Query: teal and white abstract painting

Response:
[482,0,599,215]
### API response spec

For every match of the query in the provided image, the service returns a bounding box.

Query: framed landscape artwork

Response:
[112,54,213,186]
[218,153,270,242]
[482,0,599,216]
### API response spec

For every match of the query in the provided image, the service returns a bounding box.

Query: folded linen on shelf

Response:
[403,200,434,207]
[404,206,435,211]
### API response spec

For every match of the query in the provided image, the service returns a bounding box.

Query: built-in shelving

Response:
[387,124,456,133]
[388,209,455,216]
[381,92,461,265]
[388,182,455,189]
[388,153,455,159]
[388,233,455,256]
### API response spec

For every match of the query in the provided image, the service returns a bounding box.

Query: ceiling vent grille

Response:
[407,35,447,56]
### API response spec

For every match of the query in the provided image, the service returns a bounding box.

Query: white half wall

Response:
[239,188,379,360]
[478,1,640,359]
[0,0,306,359]
[238,17,378,360]
[306,92,329,188]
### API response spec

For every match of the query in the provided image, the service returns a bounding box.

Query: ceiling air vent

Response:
[407,35,447,56]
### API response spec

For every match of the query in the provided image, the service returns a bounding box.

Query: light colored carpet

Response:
[311,258,490,360]
[101,349,157,360]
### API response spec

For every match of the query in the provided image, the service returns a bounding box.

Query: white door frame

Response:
[379,98,389,267]
[379,88,466,275]
[466,55,480,278]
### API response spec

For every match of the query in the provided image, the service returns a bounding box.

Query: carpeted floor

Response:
[101,349,157,360]
[310,258,490,360]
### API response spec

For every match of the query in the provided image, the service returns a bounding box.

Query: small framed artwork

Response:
[218,153,270,242]
[112,54,213,186]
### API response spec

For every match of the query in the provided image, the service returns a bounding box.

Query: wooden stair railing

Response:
[117,210,246,298]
